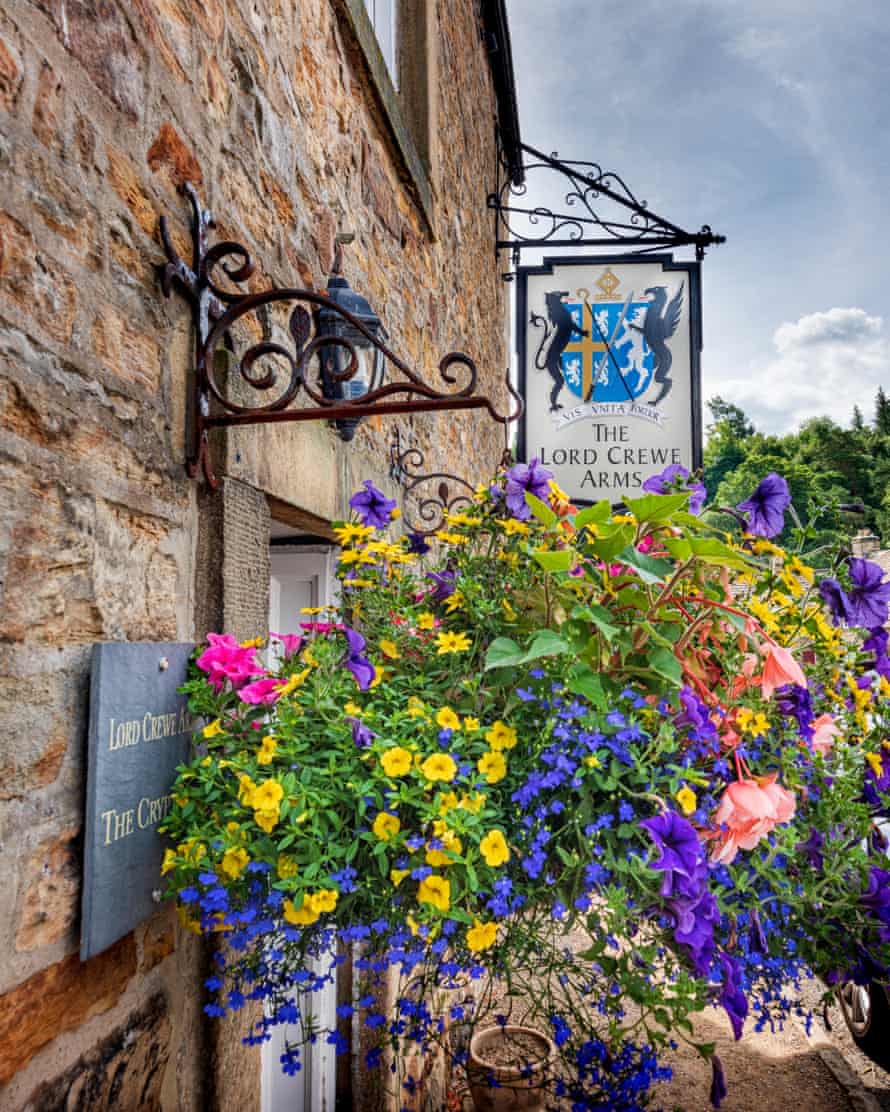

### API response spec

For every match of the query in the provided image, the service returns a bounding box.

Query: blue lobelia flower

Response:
[349,480,397,528]
[504,458,553,521]
[736,472,791,538]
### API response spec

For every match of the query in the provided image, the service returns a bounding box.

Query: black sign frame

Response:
[515,253,703,506]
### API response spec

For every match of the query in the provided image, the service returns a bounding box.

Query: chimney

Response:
[851,528,881,559]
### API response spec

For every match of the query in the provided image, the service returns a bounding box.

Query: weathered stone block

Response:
[0,212,77,344]
[20,992,170,1111]
[105,144,156,237]
[63,0,147,120]
[31,60,64,152]
[147,122,203,190]
[0,934,137,1085]
[0,29,23,112]
[90,304,163,394]
[15,826,81,952]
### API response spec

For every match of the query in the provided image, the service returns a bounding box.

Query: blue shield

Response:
[560,301,654,403]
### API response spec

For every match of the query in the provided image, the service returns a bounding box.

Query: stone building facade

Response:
[0,0,520,1107]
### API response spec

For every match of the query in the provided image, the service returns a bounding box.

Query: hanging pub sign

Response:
[81,642,195,959]
[516,255,703,505]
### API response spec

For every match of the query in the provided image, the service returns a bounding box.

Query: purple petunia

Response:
[861,866,890,928]
[796,827,825,871]
[818,577,855,626]
[342,627,375,690]
[406,531,430,555]
[426,567,458,601]
[718,952,748,1040]
[848,558,890,629]
[349,717,376,748]
[710,1055,728,1109]
[640,811,702,899]
[642,463,707,515]
[736,472,791,538]
[504,458,554,521]
[349,481,397,529]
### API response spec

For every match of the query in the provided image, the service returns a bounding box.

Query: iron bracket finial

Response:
[157,188,523,488]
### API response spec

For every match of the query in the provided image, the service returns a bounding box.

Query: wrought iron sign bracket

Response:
[158,185,523,487]
[388,428,513,538]
[489,141,725,277]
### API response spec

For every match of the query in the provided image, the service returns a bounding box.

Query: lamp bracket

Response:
[158,185,523,487]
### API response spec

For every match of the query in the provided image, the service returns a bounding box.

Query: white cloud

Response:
[715,307,889,434]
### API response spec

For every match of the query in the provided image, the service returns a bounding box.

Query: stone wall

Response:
[0,0,509,1107]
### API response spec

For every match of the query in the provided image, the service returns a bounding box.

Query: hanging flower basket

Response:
[161,461,890,1110]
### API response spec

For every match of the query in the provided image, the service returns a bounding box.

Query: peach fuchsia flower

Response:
[760,643,807,698]
[710,773,796,865]
[811,714,840,756]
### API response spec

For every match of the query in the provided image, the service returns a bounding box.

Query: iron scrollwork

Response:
[489,141,725,270]
[158,185,523,487]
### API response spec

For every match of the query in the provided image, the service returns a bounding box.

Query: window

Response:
[363,0,398,87]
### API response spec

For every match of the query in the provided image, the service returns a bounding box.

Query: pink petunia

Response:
[196,633,264,693]
[238,678,284,705]
[271,632,303,658]
[760,643,807,698]
[811,714,840,756]
[710,774,796,865]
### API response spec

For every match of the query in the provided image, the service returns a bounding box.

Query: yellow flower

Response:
[221,846,250,879]
[161,848,176,875]
[478,751,506,784]
[311,889,338,913]
[344,701,363,716]
[390,506,401,520]
[390,868,409,887]
[417,612,436,630]
[283,898,319,926]
[436,707,462,731]
[203,718,224,739]
[675,786,697,816]
[302,645,319,667]
[276,668,311,698]
[460,792,486,813]
[464,716,480,732]
[435,631,472,655]
[866,752,884,778]
[334,523,375,546]
[379,639,401,660]
[240,637,264,648]
[257,735,278,765]
[584,755,600,769]
[421,753,457,782]
[381,747,413,777]
[439,791,460,814]
[417,874,451,912]
[485,721,517,750]
[406,913,421,936]
[426,830,463,866]
[435,531,467,545]
[406,696,428,720]
[255,807,280,833]
[370,665,385,688]
[502,599,517,621]
[444,591,464,613]
[252,780,284,811]
[498,518,530,536]
[479,829,510,867]
[466,919,498,953]
[339,548,378,567]
[238,774,257,807]
[373,812,401,841]
[277,854,299,878]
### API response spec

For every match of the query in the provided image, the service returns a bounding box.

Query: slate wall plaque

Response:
[81,642,195,960]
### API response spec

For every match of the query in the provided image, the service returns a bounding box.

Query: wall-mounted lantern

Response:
[317,235,386,442]
[158,185,521,488]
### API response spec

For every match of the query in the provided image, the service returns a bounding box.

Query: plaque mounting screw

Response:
[158,657,169,671]
[152,888,163,904]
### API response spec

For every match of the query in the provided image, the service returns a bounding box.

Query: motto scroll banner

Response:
[81,642,194,959]
[516,255,703,505]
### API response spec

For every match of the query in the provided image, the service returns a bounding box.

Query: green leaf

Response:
[623,492,690,523]
[648,646,683,686]
[484,637,524,671]
[520,629,569,664]
[616,546,673,584]
[587,523,635,562]
[574,501,612,529]
[572,603,619,643]
[664,536,753,571]
[532,548,573,572]
[525,492,557,527]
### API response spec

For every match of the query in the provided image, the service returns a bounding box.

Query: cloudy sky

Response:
[507,0,890,434]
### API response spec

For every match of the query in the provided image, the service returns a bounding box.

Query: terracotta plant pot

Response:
[467,1024,556,1111]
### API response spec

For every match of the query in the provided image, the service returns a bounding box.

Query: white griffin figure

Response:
[620,306,650,392]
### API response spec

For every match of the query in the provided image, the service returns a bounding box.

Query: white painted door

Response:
[264,546,337,1112]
